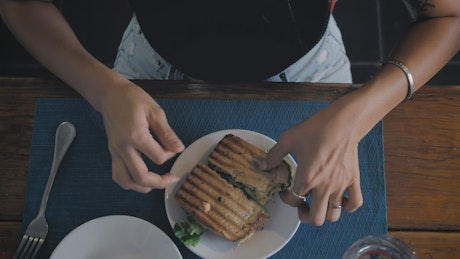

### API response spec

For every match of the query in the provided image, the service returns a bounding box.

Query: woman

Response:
[1,0,459,226]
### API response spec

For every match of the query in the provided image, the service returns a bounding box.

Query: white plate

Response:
[165,129,300,259]
[50,215,182,259]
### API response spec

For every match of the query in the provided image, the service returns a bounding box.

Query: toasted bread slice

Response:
[175,162,269,242]
[208,134,291,205]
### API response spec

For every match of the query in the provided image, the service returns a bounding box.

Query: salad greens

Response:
[173,216,205,246]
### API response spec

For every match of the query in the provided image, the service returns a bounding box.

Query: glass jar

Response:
[343,235,417,259]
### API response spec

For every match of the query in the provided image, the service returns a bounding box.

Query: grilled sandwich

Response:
[174,133,292,242]
[208,134,291,205]
[175,162,269,242]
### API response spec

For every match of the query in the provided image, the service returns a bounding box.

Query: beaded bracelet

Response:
[380,59,414,100]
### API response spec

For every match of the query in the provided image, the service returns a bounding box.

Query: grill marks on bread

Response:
[175,162,269,241]
[174,134,291,242]
[208,134,291,205]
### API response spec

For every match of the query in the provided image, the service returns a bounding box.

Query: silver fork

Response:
[14,122,76,259]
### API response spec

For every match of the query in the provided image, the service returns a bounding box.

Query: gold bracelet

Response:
[380,59,414,100]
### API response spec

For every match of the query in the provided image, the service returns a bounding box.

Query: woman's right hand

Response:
[1,1,184,193]
[97,80,185,193]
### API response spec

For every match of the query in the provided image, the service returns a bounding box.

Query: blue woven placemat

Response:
[23,98,387,259]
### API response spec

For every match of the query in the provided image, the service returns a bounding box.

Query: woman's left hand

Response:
[261,100,364,226]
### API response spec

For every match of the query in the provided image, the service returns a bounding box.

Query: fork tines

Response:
[14,235,44,259]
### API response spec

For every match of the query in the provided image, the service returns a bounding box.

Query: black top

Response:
[130,0,331,81]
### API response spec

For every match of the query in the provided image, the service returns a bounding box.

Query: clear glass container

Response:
[343,235,417,259]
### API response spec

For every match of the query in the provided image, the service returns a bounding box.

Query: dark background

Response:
[1,0,458,84]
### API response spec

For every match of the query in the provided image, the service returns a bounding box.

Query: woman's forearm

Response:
[341,4,460,141]
[0,0,125,110]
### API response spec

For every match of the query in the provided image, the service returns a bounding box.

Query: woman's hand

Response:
[261,100,364,226]
[266,0,460,226]
[1,1,185,192]
[98,80,185,193]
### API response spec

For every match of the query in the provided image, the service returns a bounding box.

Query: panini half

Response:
[208,134,291,205]
[175,162,269,242]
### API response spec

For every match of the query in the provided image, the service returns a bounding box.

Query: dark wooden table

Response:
[1,77,459,258]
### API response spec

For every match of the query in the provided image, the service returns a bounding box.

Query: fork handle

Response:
[38,122,76,216]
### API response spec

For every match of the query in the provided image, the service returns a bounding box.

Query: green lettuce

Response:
[173,216,205,246]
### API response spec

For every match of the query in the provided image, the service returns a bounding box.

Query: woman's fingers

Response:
[299,189,329,226]
[111,146,179,192]
[325,192,345,223]
[343,180,363,213]
[147,106,185,154]
[111,151,153,193]
[101,87,184,193]
[280,187,308,207]
[260,138,290,171]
